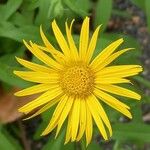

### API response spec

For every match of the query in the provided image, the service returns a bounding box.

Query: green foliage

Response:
[131,0,145,10]
[94,0,112,31]
[113,123,150,142]
[63,0,89,17]
[0,0,23,21]
[0,127,22,150]
[42,129,74,150]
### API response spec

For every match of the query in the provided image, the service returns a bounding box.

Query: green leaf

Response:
[35,0,52,25]
[113,140,122,150]
[112,123,150,142]
[47,0,64,19]
[10,12,33,26]
[131,0,145,10]
[0,129,22,150]
[0,38,21,54]
[142,95,150,103]
[34,108,55,140]
[34,107,74,150]
[0,21,41,42]
[22,0,40,11]
[131,103,142,123]
[0,0,23,21]
[87,140,102,150]
[63,0,88,17]
[42,128,74,150]
[0,61,33,88]
[0,47,24,66]
[74,0,91,14]
[0,133,17,150]
[133,76,150,89]
[145,0,150,32]
[94,0,112,31]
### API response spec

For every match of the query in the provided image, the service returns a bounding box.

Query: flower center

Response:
[60,64,94,98]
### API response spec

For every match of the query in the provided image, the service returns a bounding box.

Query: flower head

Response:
[14,17,142,145]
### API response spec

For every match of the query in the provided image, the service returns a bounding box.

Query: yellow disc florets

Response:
[60,64,95,98]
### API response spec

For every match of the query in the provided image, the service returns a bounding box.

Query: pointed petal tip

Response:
[13,70,18,75]
[40,133,45,136]
[23,39,27,44]
[54,134,58,139]
[15,56,19,60]
[103,135,108,141]
[120,38,124,41]
[116,38,124,43]
[71,18,75,23]
[64,140,69,145]
[129,114,133,119]
[15,57,23,64]
[110,131,113,137]
[14,91,28,97]
[86,143,90,147]
[41,131,47,136]
[14,91,20,96]
[136,94,141,100]
[18,107,24,113]
[41,128,52,136]
[129,47,135,50]
[85,16,89,20]
[71,138,76,142]
[52,19,56,25]
[55,130,59,139]
[22,116,32,121]
[40,25,43,32]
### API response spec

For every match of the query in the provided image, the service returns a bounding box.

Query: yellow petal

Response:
[55,96,74,137]
[95,77,130,84]
[41,95,68,136]
[96,65,143,78]
[94,89,132,118]
[71,98,80,141]
[23,98,60,120]
[23,40,63,70]
[90,38,124,69]
[37,45,65,64]
[94,88,130,109]
[15,84,53,96]
[52,20,70,57]
[65,20,79,61]
[16,57,52,73]
[79,17,89,60]
[86,25,101,63]
[65,112,72,144]
[14,71,59,83]
[87,96,108,140]
[19,87,63,113]
[85,104,93,146]
[91,95,112,136]
[98,65,142,74]
[95,48,134,71]
[96,84,141,100]
[76,99,86,141]
[40,26,65,62]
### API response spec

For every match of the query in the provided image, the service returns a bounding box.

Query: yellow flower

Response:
[14,17,142,145]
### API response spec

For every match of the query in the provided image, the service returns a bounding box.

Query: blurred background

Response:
[0,0,150,150]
